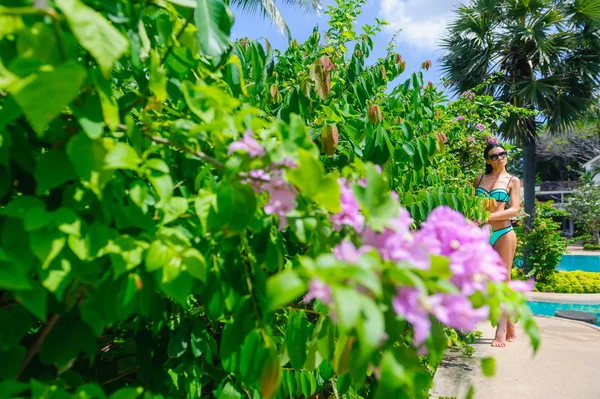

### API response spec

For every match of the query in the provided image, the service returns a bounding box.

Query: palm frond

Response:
[565,0,600,26]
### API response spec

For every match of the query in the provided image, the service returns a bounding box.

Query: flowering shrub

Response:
[0,0,538,398]
[513,201,569,282]
[567,182,600,245]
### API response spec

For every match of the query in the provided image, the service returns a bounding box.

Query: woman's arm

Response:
[488,177,521,221]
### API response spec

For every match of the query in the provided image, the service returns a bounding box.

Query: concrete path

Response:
[431,316,600,399]
[529,291,600,304]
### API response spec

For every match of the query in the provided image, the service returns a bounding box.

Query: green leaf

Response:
[14,282,47,321]
[287,311,309,369]
[0,263,32,290]
[10,61,87,136]
[216,181,256,235]
[333,287,361,331]
[53,208,82,236]
[168,320,191,358]
[481,356,495,377]
[195,0,234,58]
[24,208,52,231]
[145,240,175,272]
[66,134,113,196]
[73,92,106,139]
[219,383,242,399]
[29,229,66,269]
[34,149,77,194]
[109,387,143,399]
[0,308,32,351]
[0,381,29,398]
[150,50,168,101]
[104,143,141,170]
[427,255,451,279]
[0,346,26,380]
[356,296,384,355]
[182,248,206,282]
[352,164,398,231]
[168,0,197,6]
[162,197,189,225]
[90,68,120,130]
[266,269,306,310]
[524,317,540,353]
[286,149,341,213]
[75,384,107,399]
[55,0,129,76]
[148,173,173,200]
[190,319,208,358]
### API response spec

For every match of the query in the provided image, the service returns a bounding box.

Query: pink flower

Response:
[333,240,372,264]
[304,278,332,305]
[449,242,507,295]
[414,206,488,256]
[475,124,485,131]
[455,116,465,121]
[228,130,265,158]
[485,135,499,145]
[362,208,431,269]
[273,157,298,169]
[467,136,476,143]
[262,175,297,229]
[243,169,270,192]
[392,287,431,345]
[509,279,535,293]
[429,293,489,331]
[331,179,365,232]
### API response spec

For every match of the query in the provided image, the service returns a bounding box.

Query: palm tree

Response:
[230,0,323,40]
[440,0,600,241]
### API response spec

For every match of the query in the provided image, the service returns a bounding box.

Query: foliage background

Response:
[0,0,537,398]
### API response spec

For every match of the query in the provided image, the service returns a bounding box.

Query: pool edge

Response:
[533,315,600,332]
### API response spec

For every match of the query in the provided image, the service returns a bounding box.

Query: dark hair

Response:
[483,143,505,175]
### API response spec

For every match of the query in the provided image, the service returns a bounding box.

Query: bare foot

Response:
[506,321,516,342]
[492,325,507,347]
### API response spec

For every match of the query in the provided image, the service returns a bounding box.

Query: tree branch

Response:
[161,10,195,65]
[17,314,60,379]
[143,132,225,169]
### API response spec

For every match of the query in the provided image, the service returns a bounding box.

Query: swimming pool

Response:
[527,301,600,326]
[557,255,600,273]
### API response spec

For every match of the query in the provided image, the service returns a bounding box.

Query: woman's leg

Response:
[491,229,517,347]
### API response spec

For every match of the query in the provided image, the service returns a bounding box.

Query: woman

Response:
[474,142,521,347]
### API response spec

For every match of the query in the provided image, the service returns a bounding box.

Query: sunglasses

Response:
[487,151,507,161]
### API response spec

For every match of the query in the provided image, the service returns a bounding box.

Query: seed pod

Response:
[368,104,383,124]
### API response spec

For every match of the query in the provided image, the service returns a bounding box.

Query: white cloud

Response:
[377,0,462,52]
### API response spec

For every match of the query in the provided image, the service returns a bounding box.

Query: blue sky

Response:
[230,0,464,89]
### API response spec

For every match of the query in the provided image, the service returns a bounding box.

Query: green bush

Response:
[513,201,569,282]
[583,244,600,251]
[535,271,600,294]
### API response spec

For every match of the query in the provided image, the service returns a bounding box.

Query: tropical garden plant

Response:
[567,182,600,245]
[513,201,569,282]
[0,0,539,398]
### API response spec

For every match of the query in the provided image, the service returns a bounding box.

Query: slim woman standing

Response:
[474,142,521,347]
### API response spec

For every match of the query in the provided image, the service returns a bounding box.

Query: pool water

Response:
[557,255,600,273]
[527,301,600,326]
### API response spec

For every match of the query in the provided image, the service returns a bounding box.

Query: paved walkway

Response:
[567,245,600,256]
[431,316,600,399]
[529,291,600,304]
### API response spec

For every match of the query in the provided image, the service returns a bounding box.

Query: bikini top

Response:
[475,175,513,204]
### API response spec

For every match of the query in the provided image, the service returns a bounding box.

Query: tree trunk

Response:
[522,125,537,227]
[522,120,537,273]
[593,222,599,246]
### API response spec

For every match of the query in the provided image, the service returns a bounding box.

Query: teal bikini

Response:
[476,175,514,246]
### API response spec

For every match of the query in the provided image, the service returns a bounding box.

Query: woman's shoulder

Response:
[507,175,521,188]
